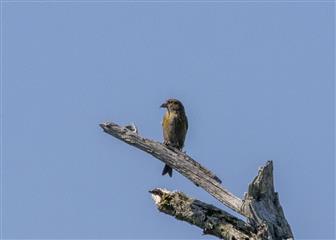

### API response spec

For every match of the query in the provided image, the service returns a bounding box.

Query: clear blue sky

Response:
[2,1,334,239]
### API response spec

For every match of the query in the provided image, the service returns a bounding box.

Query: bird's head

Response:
[160,99,185,112]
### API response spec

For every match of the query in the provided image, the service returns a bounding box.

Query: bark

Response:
[100,121,293,240]
[150,188,258,240]
[242,161,294,239]
[100,122,243,214]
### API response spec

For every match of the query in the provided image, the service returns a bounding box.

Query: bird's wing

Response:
[185,114,188,131]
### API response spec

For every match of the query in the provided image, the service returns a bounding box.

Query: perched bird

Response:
[160,99,188,177]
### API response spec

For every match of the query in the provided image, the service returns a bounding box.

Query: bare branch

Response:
[100,121,293,239]
[150,188,258,240]
[100,122,244,215]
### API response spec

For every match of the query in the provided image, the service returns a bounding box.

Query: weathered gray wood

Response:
[100,121,293,240]
[242,161,294,239]
[100,122,244,215]
[150,188,258,240]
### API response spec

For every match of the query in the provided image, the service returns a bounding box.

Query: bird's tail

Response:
[162,164,173,177]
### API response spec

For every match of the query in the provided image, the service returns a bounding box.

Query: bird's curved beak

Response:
[160,103,167,108]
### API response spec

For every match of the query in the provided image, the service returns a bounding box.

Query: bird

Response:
[160,99,188,177]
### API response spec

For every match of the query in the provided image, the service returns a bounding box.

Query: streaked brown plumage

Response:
[160,99,188,177]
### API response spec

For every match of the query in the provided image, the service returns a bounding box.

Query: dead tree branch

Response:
[100,121,293,240]
[100,122,243,215]
[150,188,257,240]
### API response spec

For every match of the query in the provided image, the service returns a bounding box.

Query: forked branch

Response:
[100,121,293,240]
